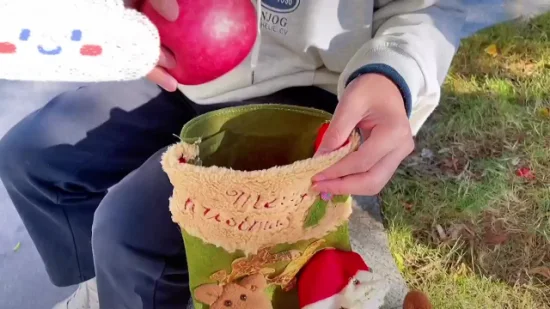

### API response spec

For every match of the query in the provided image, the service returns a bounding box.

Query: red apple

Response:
[141,0,258,85]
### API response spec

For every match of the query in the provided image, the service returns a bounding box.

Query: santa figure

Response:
[298,249,390,309]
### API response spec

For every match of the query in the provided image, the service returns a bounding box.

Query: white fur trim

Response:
[302,294,342,309]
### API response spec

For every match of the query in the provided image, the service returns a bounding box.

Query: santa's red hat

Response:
[298,249,370,309]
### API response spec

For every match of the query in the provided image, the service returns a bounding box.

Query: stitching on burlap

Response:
[161,133,359,254]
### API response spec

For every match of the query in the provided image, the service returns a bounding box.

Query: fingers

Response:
[315,101,363,156]
[158,47,177,69]
[312,125,403,181]
[147,67,178,91]
[147,47,178,91]
[313,122,412,182]
[150,0,180,21]
[312,143,413,195]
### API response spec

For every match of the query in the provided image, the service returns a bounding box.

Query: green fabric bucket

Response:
[161,104,359,309]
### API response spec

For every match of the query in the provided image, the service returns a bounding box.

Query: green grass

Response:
[384,13,550,308]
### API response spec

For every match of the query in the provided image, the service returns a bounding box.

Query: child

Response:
[0,0,546,308]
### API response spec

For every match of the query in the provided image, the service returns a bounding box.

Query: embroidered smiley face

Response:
[0,0,160,82]
[0,29,102,56]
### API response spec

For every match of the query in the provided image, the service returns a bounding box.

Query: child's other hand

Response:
[312,73,414,196]
[127,0,180,91]
[147,47,178,92]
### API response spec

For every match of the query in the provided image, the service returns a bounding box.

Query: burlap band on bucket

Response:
[160,104,360,308]
[162,131,359,254]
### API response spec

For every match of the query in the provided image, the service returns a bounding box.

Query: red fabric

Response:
[298,249,370,307]
[314,123,329,152]
[313,122,351,153]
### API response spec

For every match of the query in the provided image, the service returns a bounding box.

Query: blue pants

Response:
[0,79,340,308]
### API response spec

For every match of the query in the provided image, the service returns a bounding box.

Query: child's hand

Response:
[312,73,415,196]
[128,0,179,91]
[147,46,178,92]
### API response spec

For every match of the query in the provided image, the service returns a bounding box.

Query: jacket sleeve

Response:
[337,0,467,135]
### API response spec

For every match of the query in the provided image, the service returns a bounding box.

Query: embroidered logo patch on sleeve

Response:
[0,0,160,82]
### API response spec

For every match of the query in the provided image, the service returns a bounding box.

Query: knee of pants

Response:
[91,188,141,298]
[91,190,126,267]
[0,87,108,197]
[0,115,71,202]
[91,184,143,270]
[0,120,42,191]
[92,176,190,308]
[91,148,183,270]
